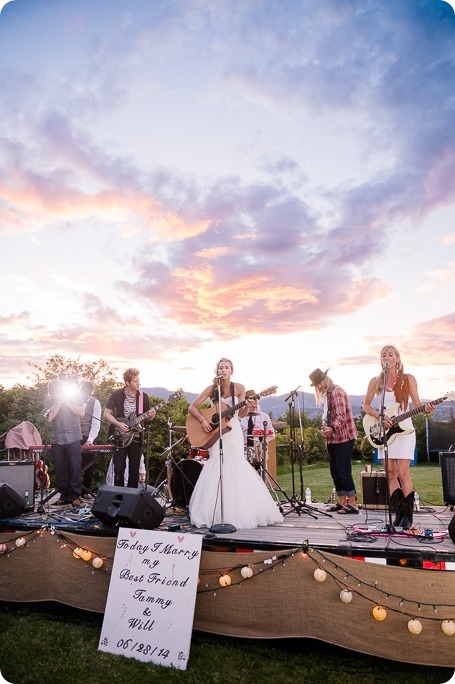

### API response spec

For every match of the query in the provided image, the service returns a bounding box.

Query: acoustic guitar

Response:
[362,392,454,448]
[110,391,181,448]
[186,386,277,449]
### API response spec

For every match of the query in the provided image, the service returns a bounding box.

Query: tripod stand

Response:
[285,387,331,519]
[252,421,311,516]
[152,421,188,508]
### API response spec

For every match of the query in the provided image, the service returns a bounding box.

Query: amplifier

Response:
[361,470,388,510]
[440,453,455,506]
[0,461,35,510]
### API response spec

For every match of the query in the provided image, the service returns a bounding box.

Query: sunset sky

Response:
[0,0,454,401]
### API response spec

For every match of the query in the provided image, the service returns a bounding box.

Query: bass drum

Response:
[170,459,204,508]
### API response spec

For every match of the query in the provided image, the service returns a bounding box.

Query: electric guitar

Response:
[186,386,277,449]
[363,392,454,448]
[110,391,182,448]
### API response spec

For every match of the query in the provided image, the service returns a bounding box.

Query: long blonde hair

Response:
[314,375,334,407]
[375,345,410,409]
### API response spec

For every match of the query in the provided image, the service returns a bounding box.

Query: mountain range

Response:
[143,388,453,422]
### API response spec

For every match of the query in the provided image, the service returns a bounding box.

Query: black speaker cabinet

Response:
[449,514,455,545]
[0,461,35,510]
[0,482,26,518]
[361,470,388,510]
[91,485,164,529]
[440,453,455,506]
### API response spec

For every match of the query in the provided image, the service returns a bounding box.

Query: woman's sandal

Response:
[338,504,359,515]
[327,502,344,512]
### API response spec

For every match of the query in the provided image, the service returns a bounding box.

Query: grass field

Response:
[0,461,453,684]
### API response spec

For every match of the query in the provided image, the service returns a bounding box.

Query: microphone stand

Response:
[208,377,236,536]
[379,365,395,533]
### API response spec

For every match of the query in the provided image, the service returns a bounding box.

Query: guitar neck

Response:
[393,396,445,424]
[220,394,261,419]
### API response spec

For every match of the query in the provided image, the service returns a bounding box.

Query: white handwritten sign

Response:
[98,528,203,670]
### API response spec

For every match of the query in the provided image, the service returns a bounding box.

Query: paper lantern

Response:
[218,574,232,587]
[241,566,253,579]
[73,547,83,559]
[407,619,422,635]
[372,606,387,621]
[441,620,455,636]
[339,589,353,603]
[15,537,26,548]
[92,556,103,569]
[313,568,327,582]
[80,549,92,562]
[0,543,7,553]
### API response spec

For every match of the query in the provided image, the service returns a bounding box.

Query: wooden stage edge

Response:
[0,494,454,668]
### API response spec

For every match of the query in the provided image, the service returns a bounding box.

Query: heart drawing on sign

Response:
[178,536,184,543]
[130,531,136,538]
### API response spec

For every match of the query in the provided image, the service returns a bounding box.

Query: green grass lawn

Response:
[0,602,452,684]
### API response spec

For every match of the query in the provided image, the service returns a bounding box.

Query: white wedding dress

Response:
[189,397,283,530]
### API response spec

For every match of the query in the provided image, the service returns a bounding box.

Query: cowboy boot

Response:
[389,488,403,527]
[401,491,415,530]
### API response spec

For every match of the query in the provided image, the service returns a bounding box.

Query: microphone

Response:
[214,374,224,379]
[384,362,390,369]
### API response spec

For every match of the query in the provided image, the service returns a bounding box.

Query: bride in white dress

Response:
[188,358,283,530]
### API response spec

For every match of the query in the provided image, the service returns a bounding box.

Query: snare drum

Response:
[188,446,210,462]
[170,459,204,507]
[252,428,274,437]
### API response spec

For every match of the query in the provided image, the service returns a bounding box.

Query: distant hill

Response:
[143,388,453,422]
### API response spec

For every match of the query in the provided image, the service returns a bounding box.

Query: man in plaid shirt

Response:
[309,368,359,514]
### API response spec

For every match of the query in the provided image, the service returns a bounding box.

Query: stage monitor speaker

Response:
[440,453,455,506]
[0,482,26,518]
[449,514,455,545]
[0,461,35,510]
[361,470,388,510]
[91,485,164,530]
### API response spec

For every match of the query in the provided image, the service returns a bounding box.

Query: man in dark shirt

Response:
[103,368,155,488]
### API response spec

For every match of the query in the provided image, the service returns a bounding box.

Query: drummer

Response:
[240,389,275,456]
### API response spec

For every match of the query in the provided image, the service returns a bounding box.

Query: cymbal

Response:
[172,426,187,432]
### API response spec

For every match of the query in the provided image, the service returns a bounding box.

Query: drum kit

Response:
[151,424,211,509]
[245,417,274,479]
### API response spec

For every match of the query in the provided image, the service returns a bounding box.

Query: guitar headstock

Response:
[444,391,455,401]
[168,391,182,402]
[259,386,277,398]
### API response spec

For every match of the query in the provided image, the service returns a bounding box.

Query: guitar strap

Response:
[326,388,333,427]
[138,391,144,415]
[230,382,235,407]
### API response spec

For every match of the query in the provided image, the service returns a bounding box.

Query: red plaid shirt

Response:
[326,385,358,444]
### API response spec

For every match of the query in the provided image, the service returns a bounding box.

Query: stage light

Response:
[240,566,253,579]
[73,547,83,559]
[92,556,103,569]
[80,549,92,562]
[60,382,79,400]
